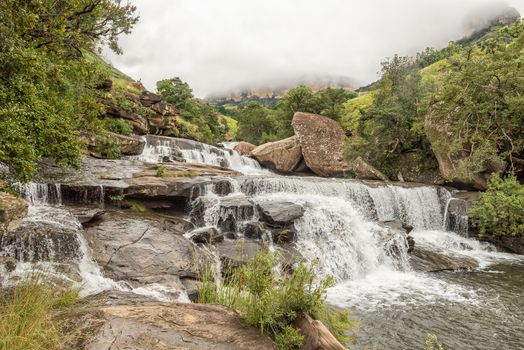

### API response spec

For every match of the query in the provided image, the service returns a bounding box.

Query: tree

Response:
[156,77,194,110]
[274,86,320,138]
[317,87,357,121]
[430,20,524,180]
[0,0,138,181]
[236,101,277,144]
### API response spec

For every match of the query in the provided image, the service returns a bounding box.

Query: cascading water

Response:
[132,134,270,175]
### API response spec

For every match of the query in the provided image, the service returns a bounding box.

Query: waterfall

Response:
[132,135,269,175]
[17,182,62,206]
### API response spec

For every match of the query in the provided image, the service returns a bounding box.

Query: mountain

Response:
[206,74,357,105]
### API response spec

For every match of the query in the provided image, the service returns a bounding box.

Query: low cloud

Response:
[104,0,523,97]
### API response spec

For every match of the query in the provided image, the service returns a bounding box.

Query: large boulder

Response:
[251,136,303,173]
[62,292,276,350]
[424,106,504,190]
[84,211,211,289]
[409,246,479,272]
[292,112,349,177]
[292,112,387,180]
[0,191,28,232]
[234,141,257,156]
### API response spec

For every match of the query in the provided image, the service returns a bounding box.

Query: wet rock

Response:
[84,211,211,289]
[257,201,304,227]
[216,239,264,267]
[234,141,257,156]
[409,246,479,272]
[251,136,303,173]
[61,295,276,350]
[473,234,524,255]
[0,220,80,263]
[244,221,265,239]
[71,208,106,227]
[0,191,28,232]
[191,196,255,232]
[294,314,346,350]
[272,225,296,244]
[0,256,16,273]
[190,226,223,244]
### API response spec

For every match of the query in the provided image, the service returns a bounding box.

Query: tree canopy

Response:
[0,0,138,181]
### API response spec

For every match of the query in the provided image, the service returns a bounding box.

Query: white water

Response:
[2,183,189,302]
[135,135,270,175]
[191,171,524,314]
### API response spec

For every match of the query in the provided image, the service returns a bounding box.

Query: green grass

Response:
[0,282,79,350]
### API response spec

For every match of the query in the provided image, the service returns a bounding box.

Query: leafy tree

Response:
[0,0,138,181]
[346,55,434,178]
[317,87,357,121]
[430,20,524,180]
[469,174,524,237]
[275,86,320,137]
[156,77,194,110]
[236,101,277,144]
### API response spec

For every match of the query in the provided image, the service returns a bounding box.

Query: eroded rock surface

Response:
[251,136,303,173]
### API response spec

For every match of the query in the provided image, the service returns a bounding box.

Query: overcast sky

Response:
[104,0,523,97]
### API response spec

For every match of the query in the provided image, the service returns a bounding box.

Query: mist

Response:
[104,0,523,97]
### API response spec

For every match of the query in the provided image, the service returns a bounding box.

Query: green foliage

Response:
[0,282,79,350]
[233,85,357,144]
[94,134,121,159]
[156,165,166,177]
[469,174,524,237]
[198,251,356,349]
[156,77,227,144]
[236,101,278,144]
[108,194,125,202]
[101,118,133,136]
[345,55,435,178]
[0,0,137,182]
[425,333,445,350]
[428,20,524,180]
[128,200,148,213]
[344,20,524,181]
[157,77,194,110]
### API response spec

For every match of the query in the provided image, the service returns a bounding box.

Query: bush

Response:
[469,174,524,237]
[102,118,133,136]
[0,282,79,350]
[198,251,357,349]
[94,134,122,159]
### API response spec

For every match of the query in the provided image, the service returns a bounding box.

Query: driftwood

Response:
[294,314,346,350]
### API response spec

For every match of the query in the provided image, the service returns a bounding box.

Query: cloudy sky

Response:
[104,0,524,97]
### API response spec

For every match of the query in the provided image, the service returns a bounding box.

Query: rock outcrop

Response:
[84,211,209,290]
[424,106,504,190]
[292,112,387,180]
[82,132,146,156]
[234,141,257,156]
[62,292,276,350]
[292,112,350,177]
[251,136,303,173]
[0,191,28,232]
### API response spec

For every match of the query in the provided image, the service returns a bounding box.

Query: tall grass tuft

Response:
[0,281,79,350]
[198,251,358,349]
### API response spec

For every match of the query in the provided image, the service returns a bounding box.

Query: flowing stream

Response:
[3,137,523,349]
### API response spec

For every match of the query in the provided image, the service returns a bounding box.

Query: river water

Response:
[6,137,524,349]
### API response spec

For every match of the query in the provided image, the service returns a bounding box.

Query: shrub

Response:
[95,134,122,159]
[197,251,357,349]
[469,174,524,237]
[156,165,166,177]
[102,118,133,136]
[0,282,79,350]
